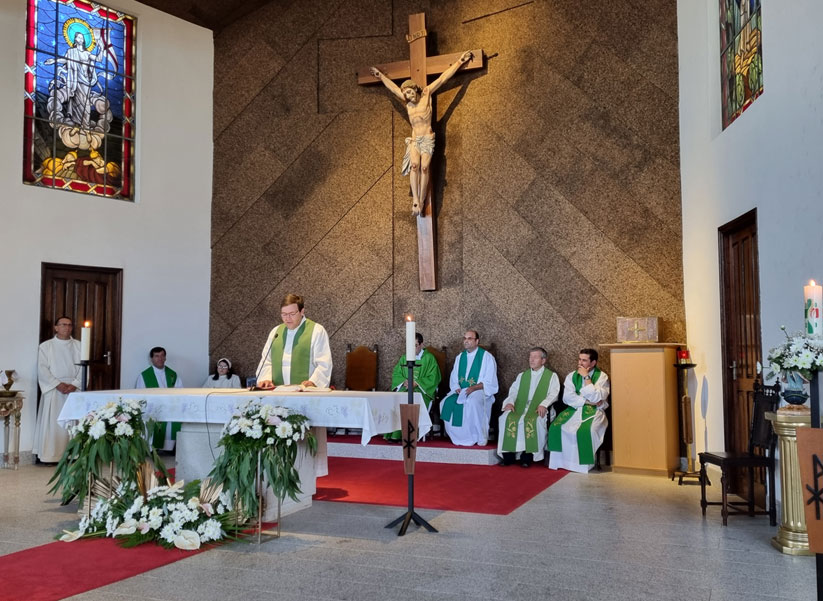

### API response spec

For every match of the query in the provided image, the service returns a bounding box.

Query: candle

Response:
[805,280,823,335]
[404,314,415,361]
[80,321,91,361]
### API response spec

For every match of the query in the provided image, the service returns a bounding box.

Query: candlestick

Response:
[404,314,415,360]
[804,280,823,335]
[80,321,91,361]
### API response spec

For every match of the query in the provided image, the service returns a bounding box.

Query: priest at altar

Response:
[440,330,498,446]
[256,293,332,389]
[497,347,560,467]
[548,348,610,473]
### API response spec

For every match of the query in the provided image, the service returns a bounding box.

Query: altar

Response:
[58,388,430,517]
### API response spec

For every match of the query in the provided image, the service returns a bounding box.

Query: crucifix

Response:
[358,13,483,291]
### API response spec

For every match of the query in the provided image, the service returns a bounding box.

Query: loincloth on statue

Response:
[401,135,435,176]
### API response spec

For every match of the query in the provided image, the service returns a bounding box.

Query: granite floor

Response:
[0,463,816,601]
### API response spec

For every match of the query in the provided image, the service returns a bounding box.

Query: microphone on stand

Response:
[248,331,278,390]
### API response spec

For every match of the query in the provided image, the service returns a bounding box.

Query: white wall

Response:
[678,0,823,455]
[0,0,213,455]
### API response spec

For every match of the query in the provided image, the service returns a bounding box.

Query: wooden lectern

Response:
[600,343,683,477]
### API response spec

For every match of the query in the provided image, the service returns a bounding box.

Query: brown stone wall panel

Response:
[616,78,680,166]
[208,308,234,355]
[213,38,287,136]
[320,0,393,39]
[462,161,537,265]
[211,143,286,242]
[264,0,347,60]
[462,225,585,385]
[329,276,394,389]
[516,177,682,325]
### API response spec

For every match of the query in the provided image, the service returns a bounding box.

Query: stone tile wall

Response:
[209,0,684,396]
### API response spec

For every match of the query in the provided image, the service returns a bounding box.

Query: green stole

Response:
[440,348,486,427]
[141,366,181,449]
[548,368,602,464]
[502,368,554,453]
[269,319,316,385]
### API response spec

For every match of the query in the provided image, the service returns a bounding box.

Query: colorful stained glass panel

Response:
[23,0,136,200]
[719,0,763,129]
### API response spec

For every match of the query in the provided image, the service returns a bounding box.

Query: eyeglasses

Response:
[280,311,300,318]
[462,336,476,341]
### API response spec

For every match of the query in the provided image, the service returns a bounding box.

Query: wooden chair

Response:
[699,380,780,526]
[425,345,448,438]
[338,344,377,435]
[345,344,378,391]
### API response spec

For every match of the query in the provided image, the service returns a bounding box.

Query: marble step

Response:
[327,434,499,465]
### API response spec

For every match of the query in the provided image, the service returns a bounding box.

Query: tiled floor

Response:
[0,463,816,600]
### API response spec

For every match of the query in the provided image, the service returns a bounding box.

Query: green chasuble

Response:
[501,367,554,453]
[385,350,442,441]
[548,367,602,464]
[141,366,180,450]
[269,319,316,385]
[440,348,486,427]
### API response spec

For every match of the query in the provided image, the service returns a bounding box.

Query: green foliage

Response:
[208,400,316,519]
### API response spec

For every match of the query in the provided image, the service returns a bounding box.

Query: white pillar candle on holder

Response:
[404,314,415,360]
[80,321,91,361]
[805,280,823,335]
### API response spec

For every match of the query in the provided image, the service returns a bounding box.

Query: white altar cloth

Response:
[58,388,430,518]
[58,388,430,444]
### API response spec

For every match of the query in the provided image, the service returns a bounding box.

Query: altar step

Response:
[326,434,498,466]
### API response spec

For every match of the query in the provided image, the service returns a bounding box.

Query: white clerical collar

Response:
[531,366,545,376]
[465,348,478,356]
[415,349,424,360]
[153,366,166,373]
[285,317,306,336]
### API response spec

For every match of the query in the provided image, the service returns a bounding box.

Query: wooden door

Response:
[40,264,122,391]
[719,209,763,504]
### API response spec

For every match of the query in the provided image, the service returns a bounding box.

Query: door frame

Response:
[40,262,123,390]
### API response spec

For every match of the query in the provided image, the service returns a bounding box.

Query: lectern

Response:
[600,343,683,476]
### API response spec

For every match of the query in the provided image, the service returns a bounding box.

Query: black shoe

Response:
[501,452,516,466]
[520,453,533,468]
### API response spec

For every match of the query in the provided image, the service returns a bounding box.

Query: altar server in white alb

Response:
[440,330,499,446]
[497,347,560,467]
[34,316,81,463]
[548,348,610,473]
[256,293,332,389]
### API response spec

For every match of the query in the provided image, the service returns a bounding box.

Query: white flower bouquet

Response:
[48,398,169,506]
[766,326,823,382]
[208,399,316,518]
[58,478,244,549]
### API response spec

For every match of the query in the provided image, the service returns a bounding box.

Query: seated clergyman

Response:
[440,330,499,446]
[497,347,560,467]
[385,332,442,441]
[548,348,611,473]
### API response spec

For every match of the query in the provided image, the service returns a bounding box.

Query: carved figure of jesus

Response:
[370,50,473,216]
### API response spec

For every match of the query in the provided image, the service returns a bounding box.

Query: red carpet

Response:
[0,537,205,601]
[330,434,496,449]
[314,456,566,514]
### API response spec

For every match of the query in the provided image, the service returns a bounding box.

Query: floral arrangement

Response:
[766,326,823,383]
[59,478,244,549]
[209,399,316,519]
[48,398,169,506]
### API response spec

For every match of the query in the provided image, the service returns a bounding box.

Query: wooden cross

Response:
[357,13,483,291]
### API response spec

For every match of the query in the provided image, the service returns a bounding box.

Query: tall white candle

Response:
[405,314,415,360]
[805,280,823,335]
[80,321,91,361]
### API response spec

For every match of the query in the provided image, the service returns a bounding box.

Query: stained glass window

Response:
[24,0,136,200]
[719,0,763,130]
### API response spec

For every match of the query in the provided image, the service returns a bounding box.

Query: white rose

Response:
[174,530,201,550]
[114,422,134,437]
